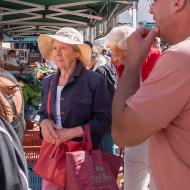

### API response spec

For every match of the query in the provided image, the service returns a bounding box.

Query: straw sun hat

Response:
[38,27,91,66]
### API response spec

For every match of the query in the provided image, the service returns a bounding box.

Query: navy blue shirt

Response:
[38,62,111,148]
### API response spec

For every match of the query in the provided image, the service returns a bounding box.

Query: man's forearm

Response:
[112,64,140,144]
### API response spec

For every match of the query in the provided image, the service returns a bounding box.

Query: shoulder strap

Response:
[47,76,54,119]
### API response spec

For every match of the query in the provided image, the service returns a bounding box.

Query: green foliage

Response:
[22,78,41,108]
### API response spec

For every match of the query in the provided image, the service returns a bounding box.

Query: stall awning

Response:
[0,0,138,37]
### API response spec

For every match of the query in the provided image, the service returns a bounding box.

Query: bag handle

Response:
[47,89,52,119]
[47,79,53,119]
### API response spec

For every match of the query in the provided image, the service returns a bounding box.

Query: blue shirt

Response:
[38,61,111,148]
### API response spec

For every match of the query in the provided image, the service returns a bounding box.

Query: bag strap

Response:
[82,124,93,151]
[47,78,53,119]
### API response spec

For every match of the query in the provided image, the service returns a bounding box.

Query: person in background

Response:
[90,45,118,153]
[107,25,160,190]
[0,80,29,190]
[106,26,134,78]
[37,27,111,189]
[91,46,118,102]
[112,0,190,189]
[90,46,106,70]
[4,50,20,71]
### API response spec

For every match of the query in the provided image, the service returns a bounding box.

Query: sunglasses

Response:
[147,0,157,7]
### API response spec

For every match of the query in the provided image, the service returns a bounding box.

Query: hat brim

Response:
[38,34,91,66]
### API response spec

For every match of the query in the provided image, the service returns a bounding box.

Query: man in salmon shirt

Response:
[112,0,190,189]
[107,26,160,190]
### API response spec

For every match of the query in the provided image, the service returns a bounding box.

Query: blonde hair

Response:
[106,25,135,50]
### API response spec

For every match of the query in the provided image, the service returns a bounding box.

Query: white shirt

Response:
[55,86,64,129]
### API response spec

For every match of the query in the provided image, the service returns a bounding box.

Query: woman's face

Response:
[52,40,80,70]
[108,43,127,66]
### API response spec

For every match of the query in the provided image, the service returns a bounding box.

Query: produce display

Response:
[35,62,56,80]
[14,62,56,120]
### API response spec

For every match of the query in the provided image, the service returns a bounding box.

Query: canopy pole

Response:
[132,1,138,29]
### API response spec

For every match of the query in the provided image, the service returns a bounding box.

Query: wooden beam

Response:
[50,8,102,20]
[4,0,43,8]
[46,16,87,26]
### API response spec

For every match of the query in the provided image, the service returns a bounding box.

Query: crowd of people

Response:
[1,0,190,189]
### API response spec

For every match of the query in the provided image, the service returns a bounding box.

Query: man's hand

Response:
[126,27,159,67]
[40,119,58,144]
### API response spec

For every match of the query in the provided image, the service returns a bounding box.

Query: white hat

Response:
[38,27,91,66]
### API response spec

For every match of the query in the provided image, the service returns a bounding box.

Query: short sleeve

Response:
[127,51,190,129]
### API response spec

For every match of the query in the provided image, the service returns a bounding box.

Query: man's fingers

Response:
[135,26,149,38]
[145,28,159,46]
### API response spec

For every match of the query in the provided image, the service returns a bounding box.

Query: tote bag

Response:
[65,125,122,190]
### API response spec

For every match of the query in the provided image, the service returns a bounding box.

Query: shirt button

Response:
[61,112,64,115]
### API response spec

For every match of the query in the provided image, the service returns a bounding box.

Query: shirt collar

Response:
[53,60,85,86]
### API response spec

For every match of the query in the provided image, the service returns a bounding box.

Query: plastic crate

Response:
[28,165,42,190]
[23,146,41,165]
[23,130,42,146]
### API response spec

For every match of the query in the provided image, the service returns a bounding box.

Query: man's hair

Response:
[106,25,135,50]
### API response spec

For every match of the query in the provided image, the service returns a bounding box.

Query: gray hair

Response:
[106,25,135,50]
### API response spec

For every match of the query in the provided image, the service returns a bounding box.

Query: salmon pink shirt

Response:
[127,37,190,190]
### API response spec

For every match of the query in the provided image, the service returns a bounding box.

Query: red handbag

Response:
[65,125,122,190]
[33,140,82,187]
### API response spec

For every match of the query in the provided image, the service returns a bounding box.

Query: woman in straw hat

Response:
[37,27,111,189]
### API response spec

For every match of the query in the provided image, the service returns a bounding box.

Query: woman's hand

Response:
[40,119,58,144]
[55,126,84,146]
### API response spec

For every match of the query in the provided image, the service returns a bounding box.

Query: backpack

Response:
[96,59,118,100]
[0,117,30,190]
